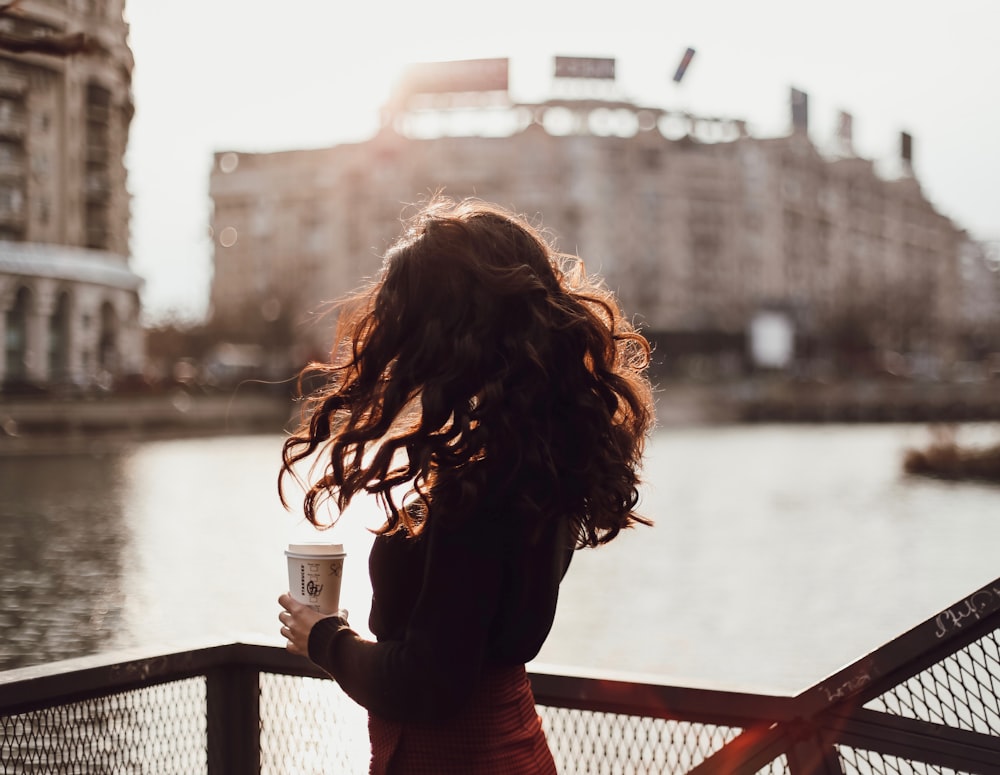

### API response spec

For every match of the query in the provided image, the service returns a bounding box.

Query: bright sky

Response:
[124,0,1000,323]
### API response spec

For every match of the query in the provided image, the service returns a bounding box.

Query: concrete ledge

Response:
[0,390,294,448]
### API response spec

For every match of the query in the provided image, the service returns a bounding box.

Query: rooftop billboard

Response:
[554,56,616,80]
[395,58,510,97]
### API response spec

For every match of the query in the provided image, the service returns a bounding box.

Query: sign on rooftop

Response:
[395,58,510,97]
[672,47,696,83]
[790,87,809,132]
[554,56,616,80]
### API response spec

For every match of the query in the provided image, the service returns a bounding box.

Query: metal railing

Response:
[2,574,1000,774]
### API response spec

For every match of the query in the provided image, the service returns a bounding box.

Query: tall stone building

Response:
[0,0,143,391]
[209,58,988,374]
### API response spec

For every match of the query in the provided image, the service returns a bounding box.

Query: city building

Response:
[209,57,992,375]
[956,238,1000,374]
[0,0,143,391]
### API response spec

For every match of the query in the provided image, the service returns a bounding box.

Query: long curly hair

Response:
[279,198,655,548]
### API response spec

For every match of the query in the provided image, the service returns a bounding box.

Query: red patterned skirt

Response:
[367,664,557,775]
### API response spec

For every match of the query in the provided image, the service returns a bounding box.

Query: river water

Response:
[1,422,999,694]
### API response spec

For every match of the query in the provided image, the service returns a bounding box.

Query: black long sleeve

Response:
[307,510,572,722]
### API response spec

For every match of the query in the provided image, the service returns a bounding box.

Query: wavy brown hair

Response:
[279,198,654,548]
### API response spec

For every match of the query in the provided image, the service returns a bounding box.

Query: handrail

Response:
[795,576,1000,718]
[0,638,787,727]
[0,640,318,715]
[3,574,1000,774]
[692,573,1000,774]
[1,640,787,775]
[527,663,796,729]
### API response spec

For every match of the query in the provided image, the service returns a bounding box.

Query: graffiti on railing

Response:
[933,585,1000,639]
[111,655,169,683]
[821,671,871,703]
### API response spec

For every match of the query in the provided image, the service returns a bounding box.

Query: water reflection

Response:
[0,447,132,669]
[112,435,303,651]
[2,426,1000,691]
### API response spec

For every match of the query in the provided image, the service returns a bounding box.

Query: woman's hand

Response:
[278,593,345,657]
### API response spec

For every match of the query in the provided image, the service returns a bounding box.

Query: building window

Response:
[4,286,30,382]
[84,82,112,250]
[48,292,71,382]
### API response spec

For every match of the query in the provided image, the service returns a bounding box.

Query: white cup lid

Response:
[287,543,345,555]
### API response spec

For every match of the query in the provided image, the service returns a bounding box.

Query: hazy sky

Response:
[124,0,1000,323]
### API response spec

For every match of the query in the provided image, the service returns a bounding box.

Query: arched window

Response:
[48,291,71,383]
[85,82,112,250]
[5,285,31,384]
[98,300,119,374]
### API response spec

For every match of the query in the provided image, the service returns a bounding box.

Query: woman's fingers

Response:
[278,593,309,655]
[278,593,343,658]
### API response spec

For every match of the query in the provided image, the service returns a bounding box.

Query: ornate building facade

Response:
[0,0,143,390]
[209,58,997,374]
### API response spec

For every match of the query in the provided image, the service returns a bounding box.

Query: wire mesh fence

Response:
[0,666,757,774]
[0,677,207,774]
[538,705,741,774]
[836,746,969,775]
[259,672,369,775]
[256,672,747,775]
[817,628,1000,775]
[3,576,1000,775]
[865,630,1000,737]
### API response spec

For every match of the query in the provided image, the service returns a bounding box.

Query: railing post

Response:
[206,664,261,775]
[786,731,845,775]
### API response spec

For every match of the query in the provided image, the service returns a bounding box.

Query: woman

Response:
[278,197,654,774]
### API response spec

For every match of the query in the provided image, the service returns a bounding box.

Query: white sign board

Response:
[750,310,794,369]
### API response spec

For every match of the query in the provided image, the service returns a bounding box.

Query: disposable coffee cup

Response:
[285,543,346,614]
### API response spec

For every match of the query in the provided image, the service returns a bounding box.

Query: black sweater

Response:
[307,508,574,722]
